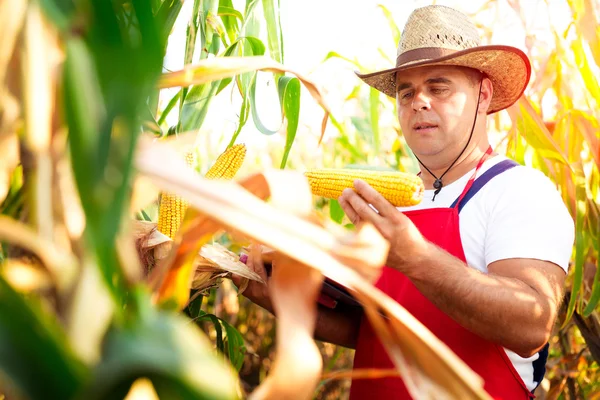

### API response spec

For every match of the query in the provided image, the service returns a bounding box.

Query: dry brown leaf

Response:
[123,378,159,400]
[0,215,77,292]
[0,0,25,143]
[158,56,331,144]
[66,259,114,364]
[197,243,263,283]
[1,259,53,293]
[135,138,491,400]
[0,132,19,204]
[249,256,323,400]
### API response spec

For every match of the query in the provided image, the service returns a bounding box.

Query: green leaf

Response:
[221,320,246,372]
[38,0,74,32]
[262,0,283,63]
[155,0,184,45]
[509,98,571,167]
[195,311,246,372]
[377,4,401,45]
[249,75,280,135]
[82,289,239,400]
[278,76,301,169]
[564,171,588,324]
[218,1,241,44]
[157,89,182,127]
[227,95,251,147]
[179,82,221,132]
[242,0,261,37]
[369,88,381,154]
[329,199,345,224]
[0,277,87,400]
[322,51,363,70]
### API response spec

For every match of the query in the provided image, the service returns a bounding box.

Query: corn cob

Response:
[204,143,246,180]
[304,168,424,207]
[157,145,246,238]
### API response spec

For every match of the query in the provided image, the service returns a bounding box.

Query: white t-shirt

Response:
[397,155,575,391]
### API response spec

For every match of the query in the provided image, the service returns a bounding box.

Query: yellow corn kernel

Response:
[156,145,246,238]
[157,151,196,238]
[205,143,246,180]
[304,168,424,207]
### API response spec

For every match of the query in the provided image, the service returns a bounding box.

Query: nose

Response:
[412,91,431,112]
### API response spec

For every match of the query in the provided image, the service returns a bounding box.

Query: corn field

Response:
[0,0,598,399]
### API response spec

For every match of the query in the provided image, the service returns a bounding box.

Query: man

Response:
[236,5,574,399]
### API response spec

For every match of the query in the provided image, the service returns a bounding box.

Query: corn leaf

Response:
[278,76,301,168]
[81,289,239,400]
[262,0,284,64]
[37,0,74,32]
[377,4,401,45]
[508,98,571,167]
[572,38,600,107]
[0,277,87,400]
[195,311,246,372]
[329,199,345,224]
[369,88,381,154]
[155,0,184,45]
[572,111,600,170]
[564,171,588,324]
[249,75,280,135]
[583,241,600,316]
[159,56,331,130]
[218,2,241,45]
[568,0,600,67]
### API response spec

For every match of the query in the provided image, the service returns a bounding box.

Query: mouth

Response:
[412,122,438,132]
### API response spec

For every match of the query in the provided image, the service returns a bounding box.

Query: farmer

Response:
[236,5,574,399]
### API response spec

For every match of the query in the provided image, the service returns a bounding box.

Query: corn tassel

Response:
[157,144,246,238]
[304,168,424,207]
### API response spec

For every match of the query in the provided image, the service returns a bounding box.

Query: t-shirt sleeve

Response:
[484,167,575,273]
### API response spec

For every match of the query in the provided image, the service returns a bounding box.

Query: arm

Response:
[232,251,362,349]
[405,242,565,357]
[339,179,569,358]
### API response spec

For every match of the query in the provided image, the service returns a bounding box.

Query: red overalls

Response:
[350,152,534,400]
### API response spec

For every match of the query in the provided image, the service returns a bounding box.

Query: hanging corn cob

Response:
[304,168,424,207]
[157,144,246,238]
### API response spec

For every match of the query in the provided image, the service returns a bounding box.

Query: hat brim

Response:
[355,45,531,114]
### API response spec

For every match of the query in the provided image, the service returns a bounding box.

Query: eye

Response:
[400,91,413,100]
[430,87,449,95]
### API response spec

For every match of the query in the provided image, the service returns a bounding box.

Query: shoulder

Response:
[482,161,566,208]
[476,159,575,272]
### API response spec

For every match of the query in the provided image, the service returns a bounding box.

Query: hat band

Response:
[396,47,459,67]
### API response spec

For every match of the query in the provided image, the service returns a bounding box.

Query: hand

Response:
[338,179,429,274]
[231,244,274,313]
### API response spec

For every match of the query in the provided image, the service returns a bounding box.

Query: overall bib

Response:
[350,153,534,400]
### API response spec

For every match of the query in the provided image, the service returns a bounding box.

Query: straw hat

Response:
[356,5,531,114]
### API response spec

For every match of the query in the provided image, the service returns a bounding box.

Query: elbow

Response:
[511,328,551,359]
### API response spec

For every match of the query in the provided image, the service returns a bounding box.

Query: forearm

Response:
[406,244,555,357]
[314,305,363,349]
[244,295,362,349]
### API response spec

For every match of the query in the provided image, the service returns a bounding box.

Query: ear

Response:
[478,77,494,114]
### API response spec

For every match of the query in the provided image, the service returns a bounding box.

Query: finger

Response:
[338,189,360,224]
[346,185,384,227]
[353,179,397,217]
[250,244,269,283]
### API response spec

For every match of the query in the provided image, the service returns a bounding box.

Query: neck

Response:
[418,139,492,189]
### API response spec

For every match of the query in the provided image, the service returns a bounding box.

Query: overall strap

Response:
[451,158,519,213]
[452,146,493,207]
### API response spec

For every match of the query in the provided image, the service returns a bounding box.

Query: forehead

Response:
[395,65,469,86]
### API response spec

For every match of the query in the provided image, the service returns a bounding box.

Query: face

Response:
[395,66,489,163]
